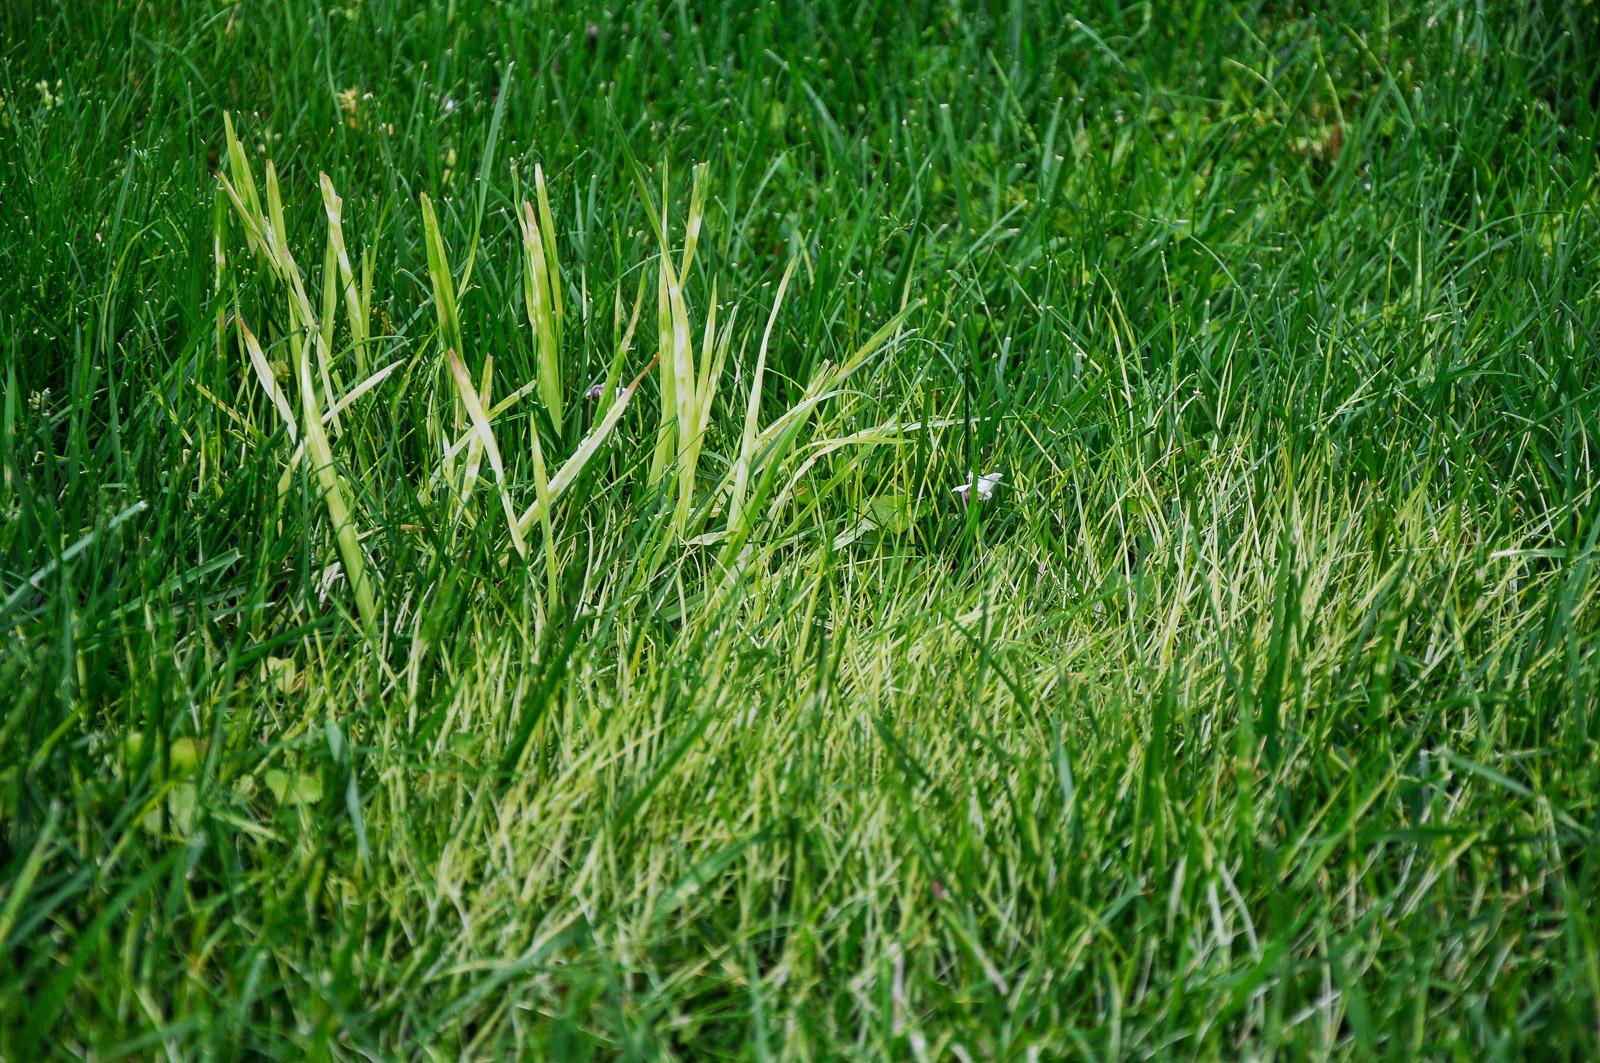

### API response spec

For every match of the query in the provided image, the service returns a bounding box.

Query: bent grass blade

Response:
[447,349,529,560]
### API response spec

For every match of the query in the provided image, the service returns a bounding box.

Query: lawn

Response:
[3,0,1600,1056]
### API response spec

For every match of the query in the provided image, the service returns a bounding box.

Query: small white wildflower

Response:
[952,471,1002,505]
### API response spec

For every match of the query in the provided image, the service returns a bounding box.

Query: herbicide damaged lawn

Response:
[3,0,1600,1056]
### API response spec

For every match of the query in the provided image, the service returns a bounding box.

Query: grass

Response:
[3,0,1600,1056]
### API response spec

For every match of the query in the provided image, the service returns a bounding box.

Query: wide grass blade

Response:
[520,199,563,437]
[514,384,636,539]
[238,317,298,442]
[446,349,528,560]
[221,118,380,632]
[319,172,367,371]
[728,254,798,532]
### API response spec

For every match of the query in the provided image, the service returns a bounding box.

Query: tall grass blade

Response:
[519,200,562,437]
[319,172,367,371]
[728,254,798,532]
[446,349,528,560]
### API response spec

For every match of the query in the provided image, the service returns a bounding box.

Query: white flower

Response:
[952,471,1002,504]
